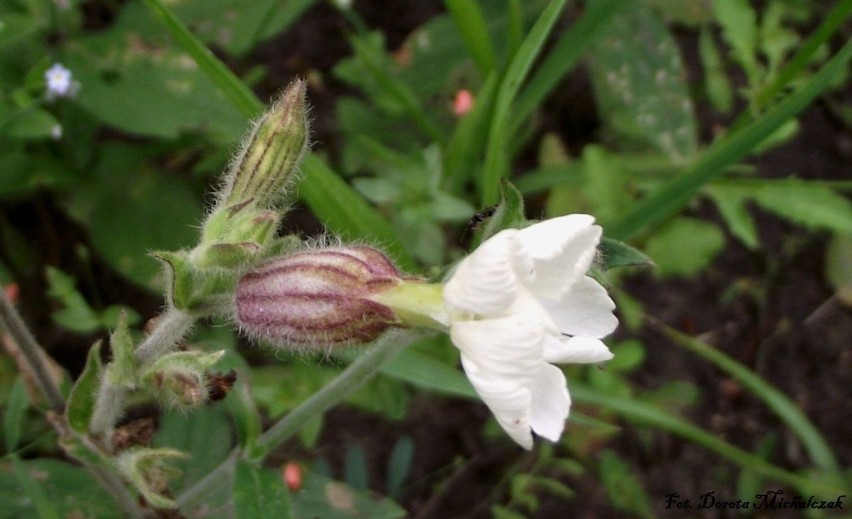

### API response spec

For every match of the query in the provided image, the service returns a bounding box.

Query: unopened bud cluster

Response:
[235,246,418,347]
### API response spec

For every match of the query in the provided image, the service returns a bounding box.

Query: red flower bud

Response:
[235,246,408,347]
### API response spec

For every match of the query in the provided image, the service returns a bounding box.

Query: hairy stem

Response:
[255,329,420,453]
[0,289,65,412]
[134,307,196,364]
[178,330,421,511]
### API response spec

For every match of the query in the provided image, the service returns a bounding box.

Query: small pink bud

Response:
[282,462,302,492]
[235,246,408,347]
[452,89,474,116]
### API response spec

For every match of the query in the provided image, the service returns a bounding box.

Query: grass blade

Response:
[607,38,852,241]
[445,0,497,74]
[141,0,263,119]
[481,0,568,205]
[299,155,413,269]
[142,0,404,257]
[655,321,840,474]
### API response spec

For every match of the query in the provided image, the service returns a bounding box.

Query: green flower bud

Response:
[219,79,309,210]
[141,350,225,408]
[115,447,188,509]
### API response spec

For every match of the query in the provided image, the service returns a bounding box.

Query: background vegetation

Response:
[1,0,850,517]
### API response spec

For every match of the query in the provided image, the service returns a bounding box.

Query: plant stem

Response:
[0,289,65,412]
[134,307,196,364]
[255,330,420,453]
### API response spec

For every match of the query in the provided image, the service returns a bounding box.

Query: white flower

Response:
[44,63,78,100]
[443,214,617,449]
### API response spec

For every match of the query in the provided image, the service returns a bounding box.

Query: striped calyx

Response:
[220,79,308,210]
[235,246,410,347]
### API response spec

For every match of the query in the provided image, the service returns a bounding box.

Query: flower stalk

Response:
[0,289,65,412]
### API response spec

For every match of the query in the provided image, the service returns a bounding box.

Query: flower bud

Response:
[219,79,309,210]
[235,246,409,347]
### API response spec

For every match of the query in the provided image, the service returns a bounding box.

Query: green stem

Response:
[0,289,65,412]
[255,330,420,453]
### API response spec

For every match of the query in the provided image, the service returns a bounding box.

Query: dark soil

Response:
[4,2,849,518]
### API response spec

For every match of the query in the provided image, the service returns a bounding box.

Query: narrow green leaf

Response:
[657,323,841,475]
[514,0,627,124]
[445,0,497,74]
[65,341,103,435]
[755,0,852,109]
[826,233,852,307]
[382,348,476,399]
[3,377,29,452]
[607,39,852,241]
[233,459,292,519]
[386,437,414,498]
[299,155,413,270]
[572,384,844,495]
[481,0,568,205]
[141,0,263,118]
[140,0,408,274]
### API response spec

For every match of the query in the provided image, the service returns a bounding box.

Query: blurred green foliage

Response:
[1,0,850,516]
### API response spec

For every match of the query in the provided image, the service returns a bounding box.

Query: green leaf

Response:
[3,377,29,452]
[826,233,852,307]
[712,0,760,85]
[106,311,137,389]
[588,3,697,161]
[607,38,852,241]
[65,341,103,435]
[598,450,654,519]
[66,143,204,287]
[0,459,116,518]
[658,324,841,474]
[482,0,568,205]
[0,107,59,139]
[706,185,759,250]
[65,7,247,141]
[290,467,405,519]
[153,406,235,494]
[299,154,413,270]
[10,455,60,519]
[382,347,475,399]
[515,0,627,124]
[699,25,733,113]
[45,267,101,333]
[751,178,852,233]
[445,0,497,74]
[386,437,414,499]
[233,459,292,519]
[598,238,654,270]
[643,217,725,277]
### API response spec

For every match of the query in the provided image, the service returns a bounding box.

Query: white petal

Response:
[516,215,602,299]
[449,306,544,375]
[538,276,618,338]
[450,308,546,449]
[528,363,569,442]
[543,335,614,364]
[460,354,533,449]
[443,230,520,316]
